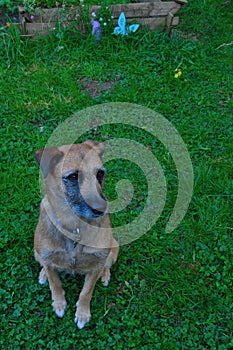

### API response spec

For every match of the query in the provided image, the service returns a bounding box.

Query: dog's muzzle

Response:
[87,195,108,217]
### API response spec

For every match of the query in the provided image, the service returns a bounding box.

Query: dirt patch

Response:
[78,77,120,98]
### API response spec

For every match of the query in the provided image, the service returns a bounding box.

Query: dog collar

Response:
[50,208,82,241]
[42,198,82,243]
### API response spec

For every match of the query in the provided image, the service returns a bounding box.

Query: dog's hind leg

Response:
[101,238,119,286]
[45,266,67,318]
[110,238,119,264]
[38,267,48,284]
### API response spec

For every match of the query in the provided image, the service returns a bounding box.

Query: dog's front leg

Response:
[45,266,67,318]
[74,271,100,329]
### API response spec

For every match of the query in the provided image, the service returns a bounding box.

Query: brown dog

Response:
[34,141,119,329]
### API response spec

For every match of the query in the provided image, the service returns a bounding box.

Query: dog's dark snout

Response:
[90,197,108,216]
[92,208,104,216]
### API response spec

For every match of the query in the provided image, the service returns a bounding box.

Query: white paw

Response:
[101,268,111,287]
[74,302,91,329]
[76,319,86,329]
[38,268,47,285]
[52,300,67,318]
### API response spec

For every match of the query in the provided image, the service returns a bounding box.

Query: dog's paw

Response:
[74,302,91,329]
[38,268,48,284]
[52,300,67,318]
[101,268,111,287]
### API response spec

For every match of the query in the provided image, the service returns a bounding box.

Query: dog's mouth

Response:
[64,191,108,219]
[90,205,107,218]
[69,200,108,219]
[87,197,108,218]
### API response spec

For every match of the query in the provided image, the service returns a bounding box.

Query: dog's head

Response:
[35,141,108,219]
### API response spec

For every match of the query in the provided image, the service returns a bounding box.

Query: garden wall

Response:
[17,0,187,36]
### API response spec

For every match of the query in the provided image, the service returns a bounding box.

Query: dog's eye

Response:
[66,172,79,181]
[96,169,105,184]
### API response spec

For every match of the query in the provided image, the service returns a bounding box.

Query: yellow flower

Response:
[174,68,182,78]
[6,22,11,27]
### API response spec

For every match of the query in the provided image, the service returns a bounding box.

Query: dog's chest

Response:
[47,240,109,274]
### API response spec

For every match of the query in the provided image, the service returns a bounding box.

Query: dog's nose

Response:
[90,197,108,216]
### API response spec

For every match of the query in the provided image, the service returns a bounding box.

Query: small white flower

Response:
[91,11,96,17]
[111,15,114,19]
[103,22,107,26]
[80,0,84,3]
[99,17,103,21]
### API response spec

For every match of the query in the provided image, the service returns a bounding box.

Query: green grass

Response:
[1,0,233,348]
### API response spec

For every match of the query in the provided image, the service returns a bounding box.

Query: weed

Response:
[0,22,28,67]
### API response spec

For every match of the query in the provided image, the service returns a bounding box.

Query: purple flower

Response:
[91,19,101,42]
[92,19,101,35]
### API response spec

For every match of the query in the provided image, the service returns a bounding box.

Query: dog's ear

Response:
[83,140,105,157]
[35,147,64,178]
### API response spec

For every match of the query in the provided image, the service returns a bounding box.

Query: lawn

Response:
[0,0,233,349]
